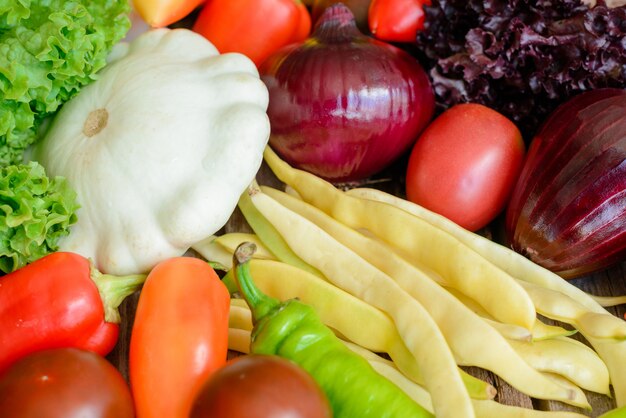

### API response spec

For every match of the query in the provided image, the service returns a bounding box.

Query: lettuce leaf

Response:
[0,0,130,166]
[415,0,626,139]
[0,162,79,273]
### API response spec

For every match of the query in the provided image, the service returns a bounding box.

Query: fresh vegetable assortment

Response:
[0,0,625,417]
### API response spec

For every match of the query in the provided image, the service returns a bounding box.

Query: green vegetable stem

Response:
[232,242,434,418]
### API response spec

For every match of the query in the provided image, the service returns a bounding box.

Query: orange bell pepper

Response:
[368,0,431,43]
[193,0,311,66]
[132,0,205,27]
[129,257,230,418]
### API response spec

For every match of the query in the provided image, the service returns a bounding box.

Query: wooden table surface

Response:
[107,160,626,417]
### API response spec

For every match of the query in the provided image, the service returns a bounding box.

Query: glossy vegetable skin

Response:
[133,0,204,27]
[505,88,626,278]
[0,252,145,374]
[193,0,311,66]
[190,354,332,418]
[0,348,134,418]
[130,256,230,418]
[406,103,525,231]
[368,0,431,43]
[232,242,434,418]
[260,4,434,182]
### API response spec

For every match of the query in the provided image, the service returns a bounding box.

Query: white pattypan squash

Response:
[33,28,270,275]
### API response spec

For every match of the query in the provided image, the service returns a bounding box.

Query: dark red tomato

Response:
[0,348,134,418]
[406,103,525,231]
[190,354,332,418]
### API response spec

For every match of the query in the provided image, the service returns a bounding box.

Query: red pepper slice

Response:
[368,0,431,43]
[192,0,312,67]
[0,252,145,374]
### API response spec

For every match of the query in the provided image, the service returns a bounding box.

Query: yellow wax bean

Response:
[445,285,576,341]
[472,400,590,418]
[589,337,626,407]
[229,328,432,416]
[342,341,590,418]
[247,185,475,418]
[507,336,610,395]
[264,147,536,330]
[591,295,626,308]
[519,281,626,341]
[263,186,587,408]
[229,298,253,331]
[342,340,435,414]
[221,258,495,400]
[228,328,252,354]
[345,187,624,320]
[215,233,276,260]
[192,235,235,269]
[238,186,324,278]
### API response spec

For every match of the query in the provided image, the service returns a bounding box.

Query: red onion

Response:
[505,89,626,279]
[259,3,434,182]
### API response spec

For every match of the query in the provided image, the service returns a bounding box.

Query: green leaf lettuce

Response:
[0,0,131,166]
[0,162,79,273]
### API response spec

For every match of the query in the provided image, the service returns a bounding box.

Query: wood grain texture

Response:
[107,161,626,415]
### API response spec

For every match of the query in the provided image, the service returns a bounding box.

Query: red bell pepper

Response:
[192,0,312,67]
[129,257,230,418]
[0,252,145,374]
[368,0,431,43]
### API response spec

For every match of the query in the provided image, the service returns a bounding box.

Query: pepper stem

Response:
[233,242,280,322]
[90,265,146,324]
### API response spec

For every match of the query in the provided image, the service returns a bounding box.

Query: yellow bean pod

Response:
[343,186,626,405]
[264,147,536,331]
[222,257,495,400]
[445,286,576,341]
[246,184,475,418]
[507,336,610,395]
[345,187,624,319]
[519,281,626,341]
[192,235,235,269]
[262,186,588,408]
[215,233,276,260]
[238,187,324,278]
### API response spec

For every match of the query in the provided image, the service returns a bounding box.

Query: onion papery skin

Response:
[259,3,435,182]
[505,89,626,279]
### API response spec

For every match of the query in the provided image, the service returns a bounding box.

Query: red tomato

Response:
[189,354,332,418]
[0,348,134,418]
[405,103,525,231]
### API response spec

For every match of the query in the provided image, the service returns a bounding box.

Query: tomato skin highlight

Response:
[129,257,230,418]
[405,103,525,231]
[193,0,311,67]
[368,0,430,43]
[0,348,134,418]
[190,354,332,418]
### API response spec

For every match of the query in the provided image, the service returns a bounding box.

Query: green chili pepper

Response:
[233,242,434,418]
